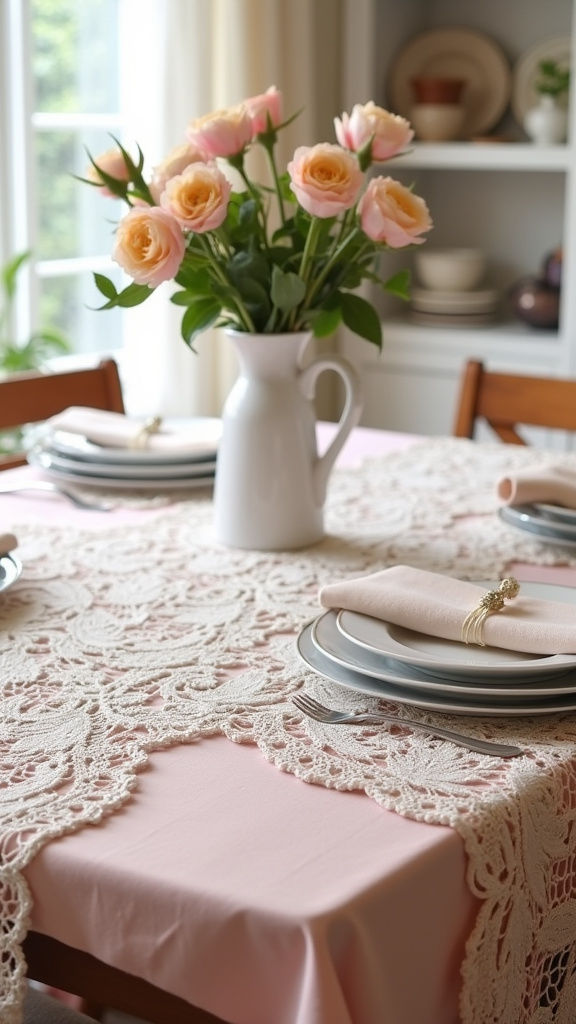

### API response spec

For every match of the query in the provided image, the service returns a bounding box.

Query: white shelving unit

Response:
[340,0,576,441]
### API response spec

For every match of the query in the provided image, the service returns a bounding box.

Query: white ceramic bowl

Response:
[410,103,464,141]
[414,248,487,291]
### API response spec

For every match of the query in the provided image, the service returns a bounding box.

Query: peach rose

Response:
[359,176,432,248]
[288,143,364,218]
[149,142,208,204]
[244,85,283,136]
[86,147,130,197]
[334,102,414,162]
[160,163,231,232]
[112,206,185,287]
[187,105,252,158]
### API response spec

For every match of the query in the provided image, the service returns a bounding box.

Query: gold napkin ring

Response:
[129,415,163,449]
[461,577,520,647]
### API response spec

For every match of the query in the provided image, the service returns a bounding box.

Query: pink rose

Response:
[149,142,208,203]
[86,147,130,198]
[244,85,283,136]
[334,102,414,162]
[160,163,231,232]
[359,176,432,248]
[288,144,364,218]
[112,206,185,287]
[187,105,252,158]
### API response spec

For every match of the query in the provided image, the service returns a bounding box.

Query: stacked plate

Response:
[500,502,576,549]
[297,580,576,716]
[28,417,222,491]
[0,552,22,593]
[409,286,500,326]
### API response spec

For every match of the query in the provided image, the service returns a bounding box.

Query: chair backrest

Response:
[453,359,576,444]
[0,358,124,469]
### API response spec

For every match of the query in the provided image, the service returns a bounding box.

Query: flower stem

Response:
[262,140,286,228]
[198,235,256,332]
[304,227,364,307]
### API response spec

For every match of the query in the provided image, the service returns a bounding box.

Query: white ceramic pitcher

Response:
[213,330,363,550]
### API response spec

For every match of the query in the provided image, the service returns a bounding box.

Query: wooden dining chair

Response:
[0,358,125,469]
[453,358,576,444]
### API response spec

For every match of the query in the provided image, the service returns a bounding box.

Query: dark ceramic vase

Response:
[509,275,560,329]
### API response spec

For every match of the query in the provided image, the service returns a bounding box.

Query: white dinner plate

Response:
[499,505,576,549]
[410,287,499,315]
[512,35,571,125]
[0,553,22,592]
[44,417,222,465]
[408,310,497,327]
[336,580,576,679]
[30,446,217,480]
[313,610,576,699]
[297,622,576,717]
[388,28,511,137]
[27,448,215,491]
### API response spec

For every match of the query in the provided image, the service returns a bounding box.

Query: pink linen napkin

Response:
[497,465,576,508]
[46,407,221,455]
[0,532,18,555]
[319,564,576,655]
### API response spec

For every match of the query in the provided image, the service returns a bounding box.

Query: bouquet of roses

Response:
[83,87,432,350]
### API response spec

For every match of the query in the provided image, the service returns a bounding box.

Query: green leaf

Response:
[175,264,213,293]
[235,278,271,326]
[29,328,70,352]
[2,251,31,300]
[114,283,153,308]
[91,279,152,310]
[341,292,382,349]
[181,299,221,348]
[226,197,261,243]
[270,266,306,312]
[229,251,270,288]
[93,273,118,300]
[311,305,342,339]
[384,268,411,301]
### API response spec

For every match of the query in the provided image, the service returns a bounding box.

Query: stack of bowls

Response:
[411,248,500,326]
[410,77,466,141]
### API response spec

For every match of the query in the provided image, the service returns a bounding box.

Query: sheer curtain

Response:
[118,0,367,417]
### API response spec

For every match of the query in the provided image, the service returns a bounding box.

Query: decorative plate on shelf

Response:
[388,27,511,137]
[512,35,571,125]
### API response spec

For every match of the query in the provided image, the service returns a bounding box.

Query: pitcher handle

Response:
[299,354,363,506]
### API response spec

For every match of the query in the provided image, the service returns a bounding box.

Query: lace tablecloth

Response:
[3,437,576,1024]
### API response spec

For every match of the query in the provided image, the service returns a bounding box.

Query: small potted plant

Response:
[524,59,570,144]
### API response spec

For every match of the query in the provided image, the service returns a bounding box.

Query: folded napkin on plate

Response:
[496,465,576,508]
[319,564,576,655]
[46,407,220,454]
[0,532,18,555]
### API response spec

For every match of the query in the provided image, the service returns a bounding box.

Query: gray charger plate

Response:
[499,505,576,548]
[313,610,576,699]
[0,553,22,592]
[297,621,576,717]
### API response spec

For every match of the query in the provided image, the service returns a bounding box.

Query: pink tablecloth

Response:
[6,425,576,1024]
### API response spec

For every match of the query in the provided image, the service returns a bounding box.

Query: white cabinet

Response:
[340,0,576,440]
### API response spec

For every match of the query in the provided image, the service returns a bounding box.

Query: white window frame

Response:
[0,0,130,365]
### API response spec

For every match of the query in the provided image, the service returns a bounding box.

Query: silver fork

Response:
[292,692,524,758]
[0,480,114,511]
